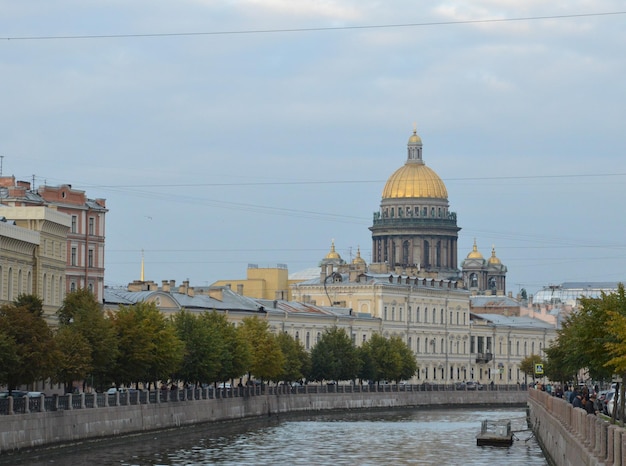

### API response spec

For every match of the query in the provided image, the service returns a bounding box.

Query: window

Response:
[71,215,77,233]
[70,282,76,292]
[432,309,436,323]
[424,308,428,323]
[88,249,94,268]
[391,307,395,321]
[384,306,388,320]
[71,247,77,266]
[416,307,420,322]
[399,307,403,321]
[306,332,310,349]
[416,337,420,353]
[88,217,95,235]
[295,331,299,342]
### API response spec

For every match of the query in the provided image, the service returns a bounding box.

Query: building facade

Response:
[0,206,70,319]
[0,177,107,302]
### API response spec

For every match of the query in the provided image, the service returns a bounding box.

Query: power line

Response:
[2,11,625,41]
[65,172,626,190]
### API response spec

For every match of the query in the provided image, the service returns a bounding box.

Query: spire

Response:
[140,249,145,281]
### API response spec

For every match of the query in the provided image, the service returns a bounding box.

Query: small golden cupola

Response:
[488,245,501,265]
[352,247,367,266]
[325,239,341,260]
[466,239,484,259]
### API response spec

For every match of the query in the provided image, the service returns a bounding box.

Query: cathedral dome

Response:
[466,240,484,259]
[488,246,501,265]
[324,240,341,260]
[381,129,448,200]
[382,164,448,199]
[352,247,366,266]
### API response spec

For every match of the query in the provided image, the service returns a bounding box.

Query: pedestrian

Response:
[585,395,597,415]
[572,392,583,409]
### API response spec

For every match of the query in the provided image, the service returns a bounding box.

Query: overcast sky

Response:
[2,1,626,297]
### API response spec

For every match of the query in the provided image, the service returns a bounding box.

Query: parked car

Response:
[466,381,483,391]
[26,391,46,398]
[602,390,615,415]
[0,390,28,398]
[454,382,466,390]
[606,393,622,419]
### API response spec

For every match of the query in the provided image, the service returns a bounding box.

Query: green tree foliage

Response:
[57,289,119,390]
[0,331,19,385]
[108,302,184,387]
[358,334,416,383]
[219,315,251,384]
[519,354,544,379]
[602,285,626,425]
[543,343,574,384]
[239,317,284,382]
[0,299,57,391]
[53,326,93,393]
[14,294,44,316]
[309,327,360,382]
[389,336,418,382]
[275,332,310,383]
[544,285,625,385]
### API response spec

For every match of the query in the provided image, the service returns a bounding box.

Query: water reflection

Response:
[5,407,547,465]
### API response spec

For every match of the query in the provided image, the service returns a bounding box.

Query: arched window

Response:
[416,307,420,322]
[18,269,23,295]
[295,331,299,342]
[416,337,420,353]
[424,308,428,323]
[432,309,436,323]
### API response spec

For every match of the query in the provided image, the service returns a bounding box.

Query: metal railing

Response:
[0,383,526,416]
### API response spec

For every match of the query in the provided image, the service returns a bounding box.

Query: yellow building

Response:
[0,206,71,320]
[210,263,305,301]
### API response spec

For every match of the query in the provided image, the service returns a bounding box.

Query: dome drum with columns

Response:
[369,128,461,279]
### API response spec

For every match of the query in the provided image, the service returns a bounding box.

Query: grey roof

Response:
[470,295,520,308]
[104,286,262,313]
[472,313,555,330]
[254,298,376,319]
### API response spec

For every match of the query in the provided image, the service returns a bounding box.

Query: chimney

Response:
[161,280,170,293]
[179,280,190,294]
[208,287,224,301]
[169,280,176,290]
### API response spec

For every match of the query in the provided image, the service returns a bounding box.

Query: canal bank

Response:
[0,387,527,454]
[528,389,625,466]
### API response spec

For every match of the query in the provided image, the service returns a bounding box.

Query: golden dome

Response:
[352,247,366,265]
[382,163,448,199]
[325,240,341,260]
[467,239,484,259]
[408,129,422,145]
[488,245,501,264]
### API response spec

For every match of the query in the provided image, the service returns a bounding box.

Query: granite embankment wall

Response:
[1,389,526,453]
[528,389,625,466]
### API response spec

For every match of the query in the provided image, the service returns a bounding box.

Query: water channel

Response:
[5,407,547,465]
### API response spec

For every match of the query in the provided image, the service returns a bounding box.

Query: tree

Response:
[57,289,119,390]
[239,317,284,382]
[109,302,184,388]
[519,354,544,381]
[602,287,626,425]
[309,327,360,382]
[275,332,310,383]
[388,336,418,383]
[172,310,225,386]
[0,300,57,392]
[53,326,93,393]
[14,294,44,317]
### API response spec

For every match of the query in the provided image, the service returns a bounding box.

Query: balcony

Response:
[475,352,493,364]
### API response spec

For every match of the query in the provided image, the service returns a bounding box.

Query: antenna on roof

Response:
[0,155,3,176]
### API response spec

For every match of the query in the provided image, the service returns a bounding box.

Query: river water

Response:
[6,407,547,465]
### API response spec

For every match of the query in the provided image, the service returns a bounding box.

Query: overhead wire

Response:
[2,11,626,41]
